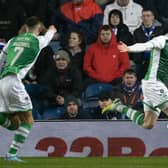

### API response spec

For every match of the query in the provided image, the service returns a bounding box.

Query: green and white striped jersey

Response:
[0,29,55,80]
[128,34,168,84]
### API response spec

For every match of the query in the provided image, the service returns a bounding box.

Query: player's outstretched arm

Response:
[48,25,57,32]
[39,25,57,49]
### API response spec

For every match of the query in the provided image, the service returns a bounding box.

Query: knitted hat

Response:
[54,50,70,63]
[65,96,81,107]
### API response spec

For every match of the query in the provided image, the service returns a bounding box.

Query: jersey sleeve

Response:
[128,35,166,52]
[38,29,56,49]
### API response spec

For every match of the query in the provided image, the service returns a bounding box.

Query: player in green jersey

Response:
[0,16,56,162]
[102,31,168,130]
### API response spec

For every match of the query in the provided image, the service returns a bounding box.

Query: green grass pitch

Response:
[1,157,168,168]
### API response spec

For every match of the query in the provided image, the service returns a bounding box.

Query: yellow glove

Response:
[102,98,121,114]
[102,103,113,114]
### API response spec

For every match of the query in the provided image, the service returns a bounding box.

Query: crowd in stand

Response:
[0,0,168,120]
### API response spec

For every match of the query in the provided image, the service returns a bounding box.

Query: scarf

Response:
[121,82,138,94]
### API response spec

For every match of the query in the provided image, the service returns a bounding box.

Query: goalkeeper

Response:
[103,30,168,129]
[0,16,56,162]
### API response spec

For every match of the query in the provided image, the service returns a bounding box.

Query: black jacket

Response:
[132,25,161,64]
[115,24,133,45]
[41,65,83,104]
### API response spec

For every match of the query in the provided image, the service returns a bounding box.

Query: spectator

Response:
[63,96,91,119]
[52,0,103,44]
[113,69,143,118]
[83,25,130,88]
[134,0,161,27]
[0,0,26,41]
[133,8,162,80]
[61,30,86,75]
[103,0,143,33]
[108,9,133,45]
[41,49,83,107]
[91,91,122,119]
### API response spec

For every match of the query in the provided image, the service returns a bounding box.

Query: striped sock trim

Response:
[135,113,144,125]
[15,128,30,138]
[126,109,133,119]
[123,107,144,126]
[2,119,11,128]
[153,108,160,116]
[130,111,135,120]
[116,105,128,114]
[11,141,21,151]
[8,123,32,156]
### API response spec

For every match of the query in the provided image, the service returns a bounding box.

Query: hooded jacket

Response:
[52,0,103,44]
[83,29,130,83]
[60,0,102,23]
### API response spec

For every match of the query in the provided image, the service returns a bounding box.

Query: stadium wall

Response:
[0,121,168,157]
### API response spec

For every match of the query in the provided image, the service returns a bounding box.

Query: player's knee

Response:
[18,111,34,124]
[25,116,34,124]
[10,115,21,130]
[143,123,154,129]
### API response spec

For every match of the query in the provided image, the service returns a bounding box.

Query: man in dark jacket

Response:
[41,49,83,106]
[113,69,143,118]
[133,8,162,80]
[63,96,91,119]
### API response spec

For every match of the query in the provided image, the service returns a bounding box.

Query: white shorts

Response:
[142,80,168,116]
[0,75,32,113]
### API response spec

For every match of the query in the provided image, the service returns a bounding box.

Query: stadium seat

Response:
[41,106,65,120]
[25,84,46,120]
[82,83,113,101]
[82,83,113,114]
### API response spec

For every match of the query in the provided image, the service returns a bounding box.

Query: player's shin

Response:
[7,122,32,157]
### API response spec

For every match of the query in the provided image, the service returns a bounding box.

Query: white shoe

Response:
[5,155,25,162]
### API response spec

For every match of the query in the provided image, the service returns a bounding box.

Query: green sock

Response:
[0,113,18,130]
[116,104,144,126]
[7,123,32,156]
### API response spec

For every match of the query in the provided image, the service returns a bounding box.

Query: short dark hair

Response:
[100,25,112,32]
[123,69,137,77]
[25,16,42,27]
[108,9,123,25]
[142,8,154,15]
[68,29,86,49]
[98,91,113,101]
